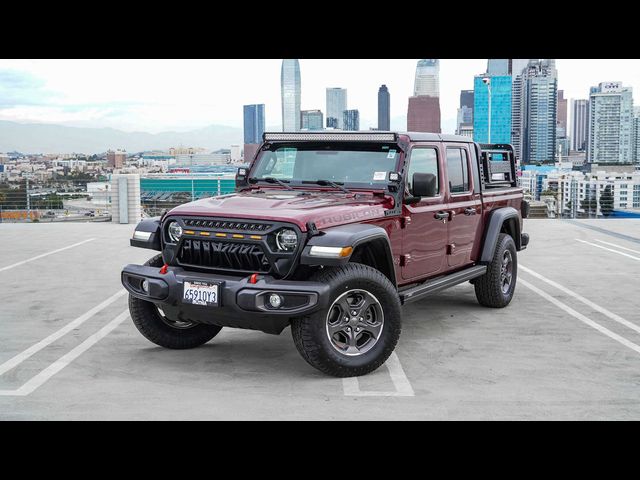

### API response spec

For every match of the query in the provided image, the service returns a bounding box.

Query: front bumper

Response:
[121,264,331,334]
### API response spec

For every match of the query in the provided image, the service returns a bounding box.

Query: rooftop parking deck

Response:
[1,219,640,419]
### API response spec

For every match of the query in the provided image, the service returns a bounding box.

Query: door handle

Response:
[464,207,477,216]
[434,211,448,221]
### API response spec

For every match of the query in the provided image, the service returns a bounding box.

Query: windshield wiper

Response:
[249,177,294,190]
[302,180,351,194]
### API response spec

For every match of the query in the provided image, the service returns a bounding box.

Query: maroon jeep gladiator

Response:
[122,131,529,377]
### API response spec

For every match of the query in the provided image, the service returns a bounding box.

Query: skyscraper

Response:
[326,88,347,129]
[456,90,474,135]
[378,85,390,130]
[301,110,324,130]
[343,109,360,131]
[587,82,634,164]
[460,90,474,110]
[407,96,441,133]
[557,90,568,134]
[243,104,265,144]
[473,75,512,144]
[633,107,640,163]
[571,99,588,152]
[408,59,441,133]
[414,59,439,97]
[487,59,509,76]
[510,59,530,76]
[281,59,301,131]
[513,59,558,164]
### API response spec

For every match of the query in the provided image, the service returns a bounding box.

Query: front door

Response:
[445,144,482,268]
[401,145,448,281]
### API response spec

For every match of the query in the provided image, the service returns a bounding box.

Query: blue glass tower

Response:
[243,104,265,144]
[473,75,512,144]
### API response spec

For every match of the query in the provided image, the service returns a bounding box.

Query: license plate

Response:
[182,281,220,306]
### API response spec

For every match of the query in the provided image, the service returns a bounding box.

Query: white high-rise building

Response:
[414,59,439,97]
[281,59,301,131]
[513,59,558,164]
[326,88,347,129]
[633,106,640,163]
[587,82,634,164]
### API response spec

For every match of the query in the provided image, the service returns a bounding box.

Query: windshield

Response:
[251,143,400,187]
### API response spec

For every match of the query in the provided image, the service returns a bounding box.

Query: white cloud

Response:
[0,59,639,134]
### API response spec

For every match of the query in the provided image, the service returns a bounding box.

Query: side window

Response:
[446,148,470,194]
[407,147,439,195]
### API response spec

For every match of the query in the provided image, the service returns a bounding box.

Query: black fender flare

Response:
[130,217,162,251]
[480,207,521,263]
[300,224,396,287]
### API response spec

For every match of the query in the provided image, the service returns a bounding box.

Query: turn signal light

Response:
[308,246,353,258]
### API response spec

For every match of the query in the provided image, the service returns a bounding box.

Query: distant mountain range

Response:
[0,120,244,154]
[0,115,415,155]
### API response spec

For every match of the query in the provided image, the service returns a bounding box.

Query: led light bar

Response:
[263,132,397,142]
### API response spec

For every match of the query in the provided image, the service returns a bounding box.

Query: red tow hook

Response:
[249,273,259,284]
[159,264,169,275]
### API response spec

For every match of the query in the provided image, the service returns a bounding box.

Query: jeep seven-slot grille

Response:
[178,239,270,272]
[183,219,271,231]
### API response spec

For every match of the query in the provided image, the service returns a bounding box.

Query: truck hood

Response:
[167,189,393,231]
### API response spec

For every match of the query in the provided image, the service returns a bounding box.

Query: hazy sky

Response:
[1,59,640,135]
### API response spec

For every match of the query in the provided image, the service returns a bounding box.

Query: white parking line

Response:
[0,238,96,272]
[343,352,415,397]
[595,238,640,255]
[519,278,640,356]
[0,290,126,377]
[0,309,130,397]
[520,265,640,335]
[575,238,640,262]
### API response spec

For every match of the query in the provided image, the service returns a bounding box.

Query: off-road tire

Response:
[291,263,402,377]
[474,233,517,308]
[129,254,222,349]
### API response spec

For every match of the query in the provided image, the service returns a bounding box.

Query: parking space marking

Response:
[0,238,96,272]
[0,309,130,397]
[520,265,640,336]
[519,279,640,356]
[342,352,415,397]
[0,290,126,377]
[575,239,640,262]
[594,239,640,255]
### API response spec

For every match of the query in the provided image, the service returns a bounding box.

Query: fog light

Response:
[268,293,283,309]
[141,279,149,293]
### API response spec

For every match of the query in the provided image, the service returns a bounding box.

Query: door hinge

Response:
[400,216,411,228]
[400,254,411,266]
[447,243,456,255]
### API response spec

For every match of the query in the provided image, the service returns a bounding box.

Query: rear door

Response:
[401,144,448,281]
[445,144,482,268]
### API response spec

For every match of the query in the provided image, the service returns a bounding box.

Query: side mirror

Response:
[412,173,437,198]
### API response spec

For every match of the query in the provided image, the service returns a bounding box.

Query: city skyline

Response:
[1,59,640,137]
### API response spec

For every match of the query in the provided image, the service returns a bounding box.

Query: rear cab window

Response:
[446,147,471,194]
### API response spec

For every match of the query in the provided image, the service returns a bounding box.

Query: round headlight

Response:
[167,221,183,243]
[275,228,298,251]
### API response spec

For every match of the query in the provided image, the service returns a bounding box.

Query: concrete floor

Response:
[1,219,640,420]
